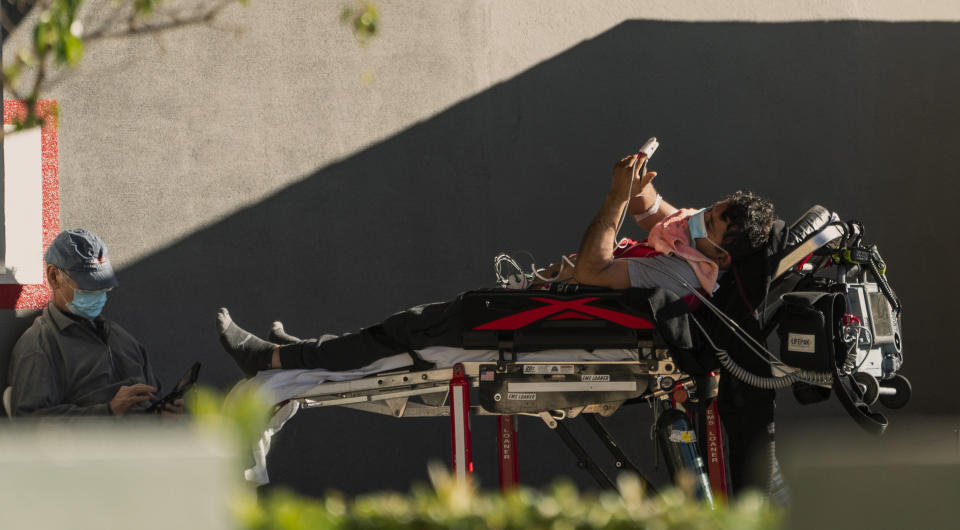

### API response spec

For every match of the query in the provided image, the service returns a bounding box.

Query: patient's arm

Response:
[529,255,577,286]
[627,176,678,232]
[573,155,638,289]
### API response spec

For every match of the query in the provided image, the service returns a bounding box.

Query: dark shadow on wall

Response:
[106,21,960,495]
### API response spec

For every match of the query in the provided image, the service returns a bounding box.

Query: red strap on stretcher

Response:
[449,363,473,479]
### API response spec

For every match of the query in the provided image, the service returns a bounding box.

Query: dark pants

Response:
[717,367,789,502]
[277,297,465,371]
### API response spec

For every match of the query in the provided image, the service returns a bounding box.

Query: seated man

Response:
[218,152,777,376]
[8,229,184,417]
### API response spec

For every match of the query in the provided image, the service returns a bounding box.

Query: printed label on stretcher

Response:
[581,374,610,382]
[507,392,537,401]
[787,333,816,353]
[523,364,575,375]
[669,429,697,444]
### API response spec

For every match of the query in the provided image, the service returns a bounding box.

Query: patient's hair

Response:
[719,190,777,260]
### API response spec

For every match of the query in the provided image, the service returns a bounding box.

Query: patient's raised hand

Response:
[634,168,658,197]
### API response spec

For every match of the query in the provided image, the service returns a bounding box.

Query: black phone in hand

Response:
[146,362,201,413]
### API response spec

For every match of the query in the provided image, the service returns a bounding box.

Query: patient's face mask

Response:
[688,208,728,255]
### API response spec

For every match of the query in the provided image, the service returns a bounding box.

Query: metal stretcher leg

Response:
[583,414,657,494]
[449,363,473,480]
[497,415,519,490]
[552,421,617,490]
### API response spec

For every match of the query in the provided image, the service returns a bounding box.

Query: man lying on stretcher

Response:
[218,152,777,377]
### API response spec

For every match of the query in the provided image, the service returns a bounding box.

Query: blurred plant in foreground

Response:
[191,384,272,453]
[244,467,781,530]
[189,386,781,530]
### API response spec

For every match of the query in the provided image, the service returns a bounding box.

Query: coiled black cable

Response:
[869,259,901,316]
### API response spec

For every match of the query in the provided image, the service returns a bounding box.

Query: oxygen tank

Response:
[655,405,714,505]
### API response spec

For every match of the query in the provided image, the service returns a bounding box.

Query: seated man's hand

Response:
[161,398,185,416]
[109,383,156,416]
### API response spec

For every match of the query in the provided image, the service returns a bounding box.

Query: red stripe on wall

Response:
[2,100,59,310]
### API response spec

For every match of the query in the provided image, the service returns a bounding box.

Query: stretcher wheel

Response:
[878,374,911,409]
[853,372,880,406]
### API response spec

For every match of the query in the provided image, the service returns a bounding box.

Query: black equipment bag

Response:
[776,291,845,372]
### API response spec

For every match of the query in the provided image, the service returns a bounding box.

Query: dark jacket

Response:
[8,303,161,416]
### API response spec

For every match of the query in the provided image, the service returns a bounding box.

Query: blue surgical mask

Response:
[688,208,728,254]
[688,208,709,241]
[67,289,108,320]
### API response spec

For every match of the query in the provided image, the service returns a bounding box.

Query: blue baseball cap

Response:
[44,229,119,291]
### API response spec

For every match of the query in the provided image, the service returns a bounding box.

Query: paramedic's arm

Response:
[626,171,678,232]
[573,155,639,289]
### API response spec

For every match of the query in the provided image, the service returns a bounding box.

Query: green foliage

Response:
[2,0,378,133]
[133,0,162,17]
[240,468,781,530]
[3,0,256,131]
[340,1,378,43]
[191,384,274,452]
[32,0,85,67]
[189,387,781,530]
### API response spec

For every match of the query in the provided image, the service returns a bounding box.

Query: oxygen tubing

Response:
[715,348,833,389]
[643,260,835,389]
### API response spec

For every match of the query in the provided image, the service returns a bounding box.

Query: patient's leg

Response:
[276,297,465,371]
[217,308,277,377]
[269,321,302,344]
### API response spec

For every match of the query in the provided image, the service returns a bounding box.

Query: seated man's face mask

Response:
[58,272,109,320]
[68,289,108,320]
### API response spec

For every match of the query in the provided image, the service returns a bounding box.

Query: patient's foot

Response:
[217,308,276,377]
[269,321,302,345]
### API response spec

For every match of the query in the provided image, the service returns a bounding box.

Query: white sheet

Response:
[233,346,640,405]
[230,345,639,485]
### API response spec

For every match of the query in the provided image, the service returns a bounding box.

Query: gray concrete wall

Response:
[3,1,959,495]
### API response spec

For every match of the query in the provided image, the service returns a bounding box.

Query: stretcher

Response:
[232,205,909,498]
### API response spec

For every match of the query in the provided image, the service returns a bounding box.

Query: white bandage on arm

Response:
[632,194,662,223]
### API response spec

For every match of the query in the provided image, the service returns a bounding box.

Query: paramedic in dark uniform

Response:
[8,229,183,417]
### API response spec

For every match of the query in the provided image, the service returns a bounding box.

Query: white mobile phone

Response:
[639,137,659,158]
